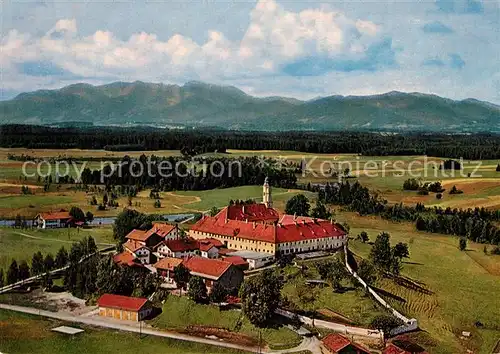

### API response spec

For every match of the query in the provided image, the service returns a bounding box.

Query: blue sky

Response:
[0,0,499,103]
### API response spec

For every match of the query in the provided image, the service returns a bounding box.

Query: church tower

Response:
[263,177,272,208]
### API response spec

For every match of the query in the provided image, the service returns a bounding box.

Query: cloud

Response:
[421,54,465,69]
[435,0,484,14]
[18,61,70,77]
[282,38,396,76]
[0,0,393,84]
[422,58,446,67]
[422,21,454,33]
[449,53,465,69]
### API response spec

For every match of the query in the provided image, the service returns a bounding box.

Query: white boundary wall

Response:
[275,308,384,340]
[344,245,418,336]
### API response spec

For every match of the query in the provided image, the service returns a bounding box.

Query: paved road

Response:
[0,303,262,353]
[0,303,318,353]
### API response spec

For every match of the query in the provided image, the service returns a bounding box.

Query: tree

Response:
[44,253,55,272]
[86,211,94,223]
[55,246,69,268]
[14,214,22,228]
[496,164,500,172]
[7,259,19,284]
[369,232,401,275]
[393,242,409,261]
[459,237,467,251]
[240,269,283,327]
[0,268,4,288]
[449,185,463,195]
[357,260,377,287]
[31,251,44,275]
[209,281,229,303]
[69,206,85,222]
[285,194,310,216]
[359,231,369,243]
[18,261,30,280]
[370,315,403,338]
[311,200,333,220]
[403,178,420,191]
[188,276,208,303]
[325,258,348,291]
[295,283,319,326]
[154,199,162,208]
[173,263,190,291]
[208,207,220,217]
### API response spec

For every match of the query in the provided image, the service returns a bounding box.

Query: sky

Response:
[0,0,499,103]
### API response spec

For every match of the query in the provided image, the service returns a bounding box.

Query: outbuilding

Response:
[97,294,152,322]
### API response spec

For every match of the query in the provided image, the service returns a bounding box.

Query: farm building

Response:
[189,179,347,256]
[321,333,371,354]
[97,294,152,322]
[224,250,274,269]
[34,211,72,228]
[183,256,244,292]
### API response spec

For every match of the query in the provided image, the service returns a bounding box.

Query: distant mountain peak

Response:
[1,81,499,132]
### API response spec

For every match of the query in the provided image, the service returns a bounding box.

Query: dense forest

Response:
[80,155,298,190]
[1,125,500,159]
[313,181,500,245]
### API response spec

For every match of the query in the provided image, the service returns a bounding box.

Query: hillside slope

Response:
[1,81,498,131]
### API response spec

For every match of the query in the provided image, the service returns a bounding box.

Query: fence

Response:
[275,308,384,340]
[344,245,418,336]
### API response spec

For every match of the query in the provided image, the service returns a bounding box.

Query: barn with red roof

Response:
[97,294,152,321]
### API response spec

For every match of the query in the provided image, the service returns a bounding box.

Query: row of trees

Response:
[314,181,500,245]
[284,194,333,220]
[79,155,297,192]
[2,125,500,160]
[2,246,70,287]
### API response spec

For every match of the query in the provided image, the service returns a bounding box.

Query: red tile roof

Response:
[322,333,370,354]
[124,240,149,253]
[153,257,183,271]
[162,238,199,253]
[97,294,148,312]
[113,252,142,267]
[198,238,224,248]
[38,211,71,221]
[227,203,279,222]
[148,223,176,237]
[383,343,428,354]
[223,256,249,267]
[199,243,215,252]
[125,229,149,242]
[183,256,233,280]
[191,207,346,244]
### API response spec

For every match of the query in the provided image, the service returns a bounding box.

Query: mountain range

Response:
[1,81,499,132]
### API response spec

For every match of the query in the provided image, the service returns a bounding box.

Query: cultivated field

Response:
[1,148,499,219]
[0,309,250,354]
[0,226,114,271]
[338,211,500,354]
[150,295,301,349]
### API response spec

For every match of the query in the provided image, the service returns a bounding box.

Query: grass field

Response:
[1,148,499,219]
[0,309,250,354]
[0,226,114,271]
[150,295,301,349]
[280,263,387,327]
[336,211,500,354]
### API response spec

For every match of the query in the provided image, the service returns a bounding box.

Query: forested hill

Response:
[1,81,499,132]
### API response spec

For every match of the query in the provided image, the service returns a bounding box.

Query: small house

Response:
[34,211,72,229]
[97,294,152,322]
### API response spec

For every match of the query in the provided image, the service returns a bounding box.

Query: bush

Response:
[436,193,443,199]
[403,178,420,191]
[449,185,464,195]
